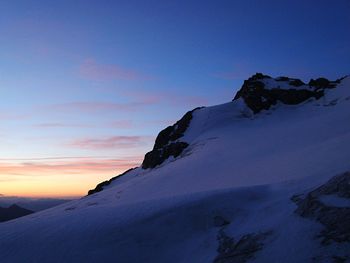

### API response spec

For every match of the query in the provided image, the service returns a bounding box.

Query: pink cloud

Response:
[0,156,114,161]
[42,90,208,120]
[49,101,152,113]
[34,123,94,128]
[121,89,208,107]
[0,157,143,178]
[69,136,151,150]
[0,113,28,121]
[79,59,153,81]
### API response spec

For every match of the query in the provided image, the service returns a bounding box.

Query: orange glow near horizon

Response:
[0,157,142,198]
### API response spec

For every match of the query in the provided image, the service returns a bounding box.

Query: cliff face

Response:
[142,107,203,169]
[87,168,136,195]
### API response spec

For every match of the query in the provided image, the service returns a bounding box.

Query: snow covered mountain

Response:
[1,74,350,263]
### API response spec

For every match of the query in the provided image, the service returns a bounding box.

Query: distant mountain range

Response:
[0,196,73,212]
[0,204,33,222]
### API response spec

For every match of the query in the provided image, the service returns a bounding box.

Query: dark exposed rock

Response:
[293,172,350,244]
[87,168,136,195]
[142,142,189,169]
[153,107,203,150]
[309,77,345,89]
[234,80,323,114]
[275,76,305,86]
[250,73,272,80]
[89,107,203,193]
[142,107,203,169]
[270,88,323,104]
[309,78,336,89]
[276,76,305,86]
[233,73,340,114]
[214,230,270,263]
[0,204,33,222]
[276,76,290,82]
[289,79,305,87]
[332,255,349,263]
[310,172,350,198]
[335,75,349,84]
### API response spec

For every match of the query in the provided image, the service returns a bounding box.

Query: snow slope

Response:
[1,75,350,262]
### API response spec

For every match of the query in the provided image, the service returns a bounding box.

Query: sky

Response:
[0,0,349,197]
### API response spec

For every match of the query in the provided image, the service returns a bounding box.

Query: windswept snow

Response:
[0,76,349,262]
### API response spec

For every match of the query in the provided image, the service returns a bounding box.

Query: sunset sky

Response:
[1,0,350,197]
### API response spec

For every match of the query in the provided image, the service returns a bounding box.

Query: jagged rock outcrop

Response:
[142,107,203,169]
[214,230,270,263]
[87,168,136,195]
[276,76,305,87]
[233,73,340,113]
[142,141,189,169]
[293,172,350,244]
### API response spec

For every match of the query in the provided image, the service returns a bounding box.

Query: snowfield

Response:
[1,76,350,262]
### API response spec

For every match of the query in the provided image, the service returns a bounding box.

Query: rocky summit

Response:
[233,73,344,113]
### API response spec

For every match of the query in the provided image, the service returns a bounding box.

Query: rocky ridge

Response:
[141,107,203,169]
[293,172,350,244]
[233,73,344,113]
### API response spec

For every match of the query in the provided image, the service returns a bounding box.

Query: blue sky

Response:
[0,0,349,197]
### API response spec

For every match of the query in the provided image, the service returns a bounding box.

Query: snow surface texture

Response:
[1,75,350,262]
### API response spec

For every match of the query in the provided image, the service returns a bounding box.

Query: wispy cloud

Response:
[0,157,143,178]
[79,58,153,81]
[0,156,114,161]
[0,113,28,121]
[121,89,208,107]
[106,119,177,130]
[34,123,94,128]
[48,101,153,113]
[69,135,151,150]
[42,88,207,116]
